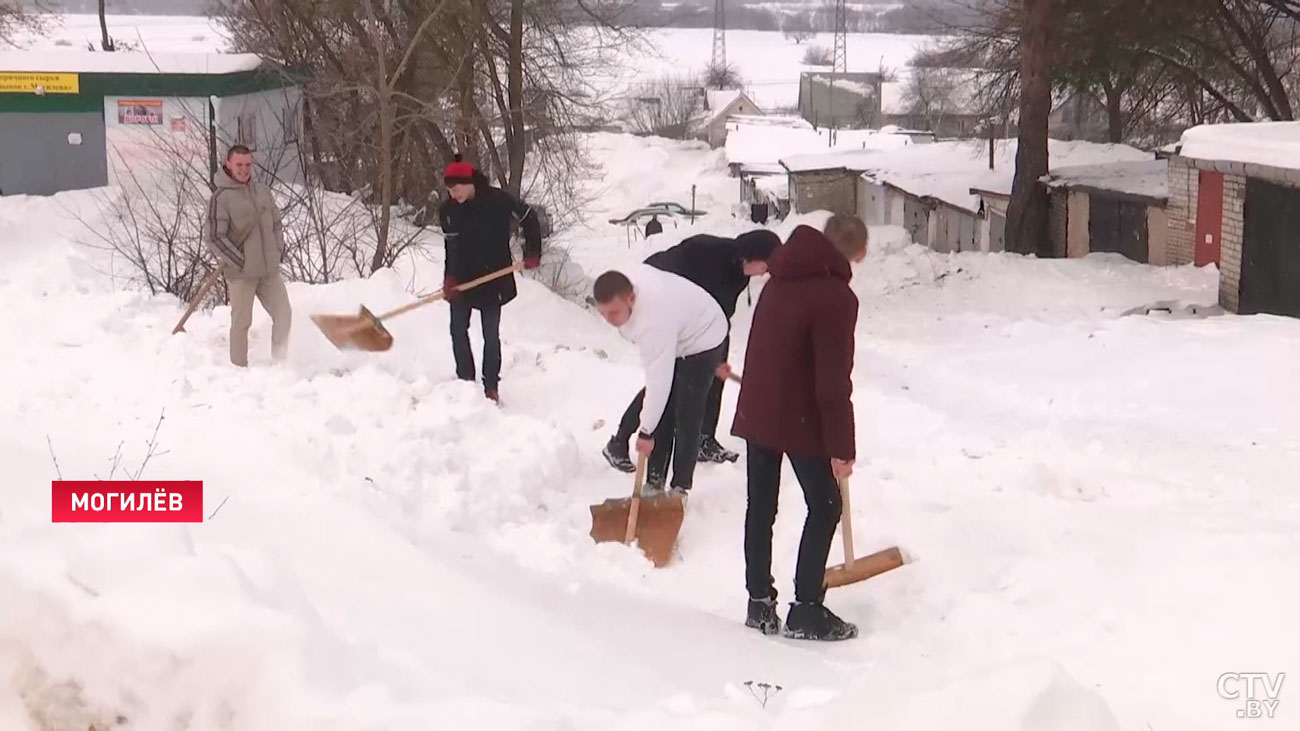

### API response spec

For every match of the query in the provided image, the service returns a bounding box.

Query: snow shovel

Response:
[588,452,685,568]
[310,262,523,352]
[172,268,221,334]
[823,476,906,590]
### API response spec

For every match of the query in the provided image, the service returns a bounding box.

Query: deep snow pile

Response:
[3,131,1300,730]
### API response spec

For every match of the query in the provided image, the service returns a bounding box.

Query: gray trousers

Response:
[227,274,292,366]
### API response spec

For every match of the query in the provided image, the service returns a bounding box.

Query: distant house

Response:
[1038,159,1169,264]
[0,50,304,196]
[693,89,760,149]
[879,68,984,139]
[798,71,883,130]
[1167,121,1300,317]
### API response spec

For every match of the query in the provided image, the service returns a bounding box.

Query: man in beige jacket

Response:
[206,144,292,367]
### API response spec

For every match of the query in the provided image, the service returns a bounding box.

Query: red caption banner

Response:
[51,481,204,523]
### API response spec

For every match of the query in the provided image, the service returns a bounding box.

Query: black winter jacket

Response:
[644,234,751,323]
[439,171,543,309]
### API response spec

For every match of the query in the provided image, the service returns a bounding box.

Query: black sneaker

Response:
[782,601,858,641]
[698,436,739,463]
[601,437,635,473]
[745,595,782,635]
[643,470,666,493]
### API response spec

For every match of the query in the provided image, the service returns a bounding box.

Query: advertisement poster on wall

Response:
[117,99,163,126]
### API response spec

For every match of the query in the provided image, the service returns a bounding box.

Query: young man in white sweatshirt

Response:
[593,265,729,495]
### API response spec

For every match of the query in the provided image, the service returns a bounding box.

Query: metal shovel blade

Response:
[589,493,685,568]
[310,305,394,352]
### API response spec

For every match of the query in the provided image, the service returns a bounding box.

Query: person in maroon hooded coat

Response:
[730,213,868,642]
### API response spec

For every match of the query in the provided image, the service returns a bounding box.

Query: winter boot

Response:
[601,436,636,473]
[698,436,739,463]
[745,594,782,635]
[782,601,858,641]
[643,469,667,494]
[485,387,500,405]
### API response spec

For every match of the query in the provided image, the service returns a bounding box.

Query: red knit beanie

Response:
[444,155,475,186]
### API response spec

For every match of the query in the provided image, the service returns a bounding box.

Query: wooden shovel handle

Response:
[625,452,647,544]
[373,262,523,322]
[838,476,855,567]
[172,268,221,334]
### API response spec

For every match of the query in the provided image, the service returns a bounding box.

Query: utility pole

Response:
[828,0,848,146]
[711,0,727,85]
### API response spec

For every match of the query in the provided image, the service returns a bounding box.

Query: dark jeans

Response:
[743,441,842,603]
[449,300,502,391]
[616,336,728,444]
[616,374,725,444]
[633,342,724,490]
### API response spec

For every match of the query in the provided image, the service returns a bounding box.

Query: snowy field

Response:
[15,14,934,110]
[2,13,1299,731]
[3,126,1300,729]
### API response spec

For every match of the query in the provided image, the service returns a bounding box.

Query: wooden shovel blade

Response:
[309,305,394,352]
[823,545,905,589]
[589,493,685,568]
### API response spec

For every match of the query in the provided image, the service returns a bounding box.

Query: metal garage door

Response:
[1088,194,1148,263]
[989,212,1006,252]
[903,194,928,245]
[1239,178,1300,317]
[0,112,108,196]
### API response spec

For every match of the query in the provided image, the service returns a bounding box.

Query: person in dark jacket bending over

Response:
[601,230,781,481]
[439,158,542,403]
[732,214,868,642]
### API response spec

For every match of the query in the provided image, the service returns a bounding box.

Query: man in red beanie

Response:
[438,157,542,403]
[731,214,868,642]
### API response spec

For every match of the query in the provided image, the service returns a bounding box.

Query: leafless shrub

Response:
[704,63,745,90]
[802,44,834,66]
[623,73,703,139]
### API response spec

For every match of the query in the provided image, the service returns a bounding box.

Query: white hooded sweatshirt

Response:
[617,264,728,436]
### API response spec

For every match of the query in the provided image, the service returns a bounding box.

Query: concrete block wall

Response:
[1166,155,1197,266]
[791,171,858,216]
[1218,174,1246,313]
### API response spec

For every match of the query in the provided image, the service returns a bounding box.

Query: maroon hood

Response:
[769,224,851,284]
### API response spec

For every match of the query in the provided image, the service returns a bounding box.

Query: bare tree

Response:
[0,0,53,46]
[1004,0,1056,257]
[901,67,965,133]
[623,73,703,138]
[97,0,114,51]
[782,12,815,43]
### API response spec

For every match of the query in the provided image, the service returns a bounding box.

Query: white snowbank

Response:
[4,130,1300,731]
[1178,121,1300,171]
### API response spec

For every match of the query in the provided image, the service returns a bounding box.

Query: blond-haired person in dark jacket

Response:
[206,144,292,367]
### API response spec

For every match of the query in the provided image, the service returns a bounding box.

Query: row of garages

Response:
[772,122,1300,319]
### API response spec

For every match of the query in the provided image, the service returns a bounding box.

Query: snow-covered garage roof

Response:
[0,50,265,75]
[1177,121,1300,171]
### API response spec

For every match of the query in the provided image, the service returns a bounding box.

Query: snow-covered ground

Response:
[3,128,1300,730]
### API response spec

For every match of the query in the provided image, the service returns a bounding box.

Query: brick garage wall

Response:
[1183,156,1300,313]
[1219,174,1246,312]
[1048,188,1069,257]
[790,170,857,216]
[1166,155,1197,265]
